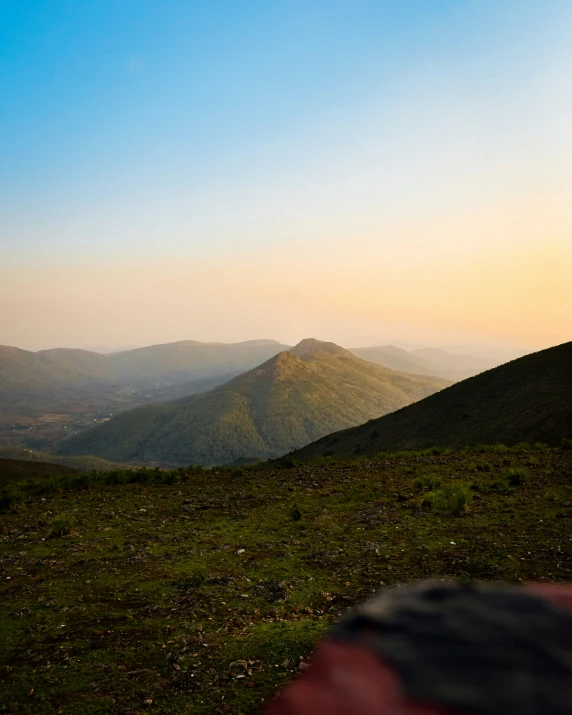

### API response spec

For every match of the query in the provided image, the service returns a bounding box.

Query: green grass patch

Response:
[1,445,571,713]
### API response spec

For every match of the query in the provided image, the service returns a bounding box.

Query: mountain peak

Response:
[61,337,448,466]
[290,338,348,358]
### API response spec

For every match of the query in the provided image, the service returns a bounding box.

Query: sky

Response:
[1,0,571,352]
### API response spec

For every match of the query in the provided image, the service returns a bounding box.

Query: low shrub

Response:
[49,514,75,538]
[544,489,559,502]
[290,504,302,521]
[430,446,452,456]
[414,474,442,492]
[0,486,22,512]
[28,477,59,496]
[485,480,514,495]
[162,471,180,485]
[490,444,509,453]
[425,484,473,515]
[184,567,207,588]
[70,474,94,490]
[278,457,299,469]
[105,470,127,485]
[129,470,151,484]
[510,442,533,453]
[502,467,528,486]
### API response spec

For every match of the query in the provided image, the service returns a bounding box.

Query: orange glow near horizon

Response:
[2,4,572,353]
[3,189,570,352]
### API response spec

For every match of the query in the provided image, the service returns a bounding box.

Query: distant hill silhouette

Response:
[60,340,449,466]
[0,339,292,449]
[349,345,501,381]
[0,339,291,392]
[289,341,572,461]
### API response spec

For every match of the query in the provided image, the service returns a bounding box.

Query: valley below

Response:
[0,375,234,453]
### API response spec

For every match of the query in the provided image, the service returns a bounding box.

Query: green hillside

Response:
[0,446,135,473]
[60,340,450,466]
[0,339,291,450]
[290,341,572,461]
[0,346,110,392]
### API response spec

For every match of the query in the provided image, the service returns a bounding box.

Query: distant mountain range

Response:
[0,340,291,449]
[59,339,450,466]
[0,336,524,452]
[0,339,290,392]
[289,341,572,461]
[349,345,503,381]
[0,339,514,394]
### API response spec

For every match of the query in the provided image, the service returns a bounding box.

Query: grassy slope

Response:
[291,341,572,462]
[0,458,79,487]
[59,346,449,465]
[1,444,571,713]
[0,446,136,473]
[0,341,291,451]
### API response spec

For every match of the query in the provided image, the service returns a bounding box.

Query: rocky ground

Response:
[1,444,572,714]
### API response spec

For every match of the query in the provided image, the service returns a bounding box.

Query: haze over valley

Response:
[58,339,449,466]
[0,336,513,457]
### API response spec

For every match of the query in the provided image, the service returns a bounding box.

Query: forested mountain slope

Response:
[60,340,449,465]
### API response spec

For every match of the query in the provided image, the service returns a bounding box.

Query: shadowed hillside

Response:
[0,446,135,473]
[0,458,79,487]
[289,341,572,461]
[60,340,449,466]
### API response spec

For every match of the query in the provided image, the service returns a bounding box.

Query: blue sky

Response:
[1,1,571,349]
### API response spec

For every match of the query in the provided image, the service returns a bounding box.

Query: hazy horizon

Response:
[2,1,571,353]
[0,333,539,360]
